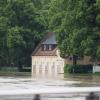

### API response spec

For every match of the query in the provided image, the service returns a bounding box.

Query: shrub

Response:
[0,67,18,72]
[64,64,93,73]
[64,64,74,73]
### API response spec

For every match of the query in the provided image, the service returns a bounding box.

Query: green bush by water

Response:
[64,64,93,73]
[94,72,100,76]
[0,66,31,72]
[0,67,18,72]
[64,64,74,73]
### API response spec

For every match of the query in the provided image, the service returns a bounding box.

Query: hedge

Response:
[64,64,93,73]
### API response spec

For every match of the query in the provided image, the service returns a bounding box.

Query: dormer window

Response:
[42,44,53,51]
[49,45,52,50]
[44,45,46,50]
[42,44,48,51]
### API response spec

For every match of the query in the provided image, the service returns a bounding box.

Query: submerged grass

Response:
[0,67,31,76]
[93,72,100,76]
[0,67,18,72]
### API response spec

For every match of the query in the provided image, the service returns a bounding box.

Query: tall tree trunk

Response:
[93,58,97,73]
[73,55,77,65]
[93,58,97,66]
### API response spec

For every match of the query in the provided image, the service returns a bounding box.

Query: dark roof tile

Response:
[41,35,57,44]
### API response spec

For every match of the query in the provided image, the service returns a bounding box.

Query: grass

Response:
[0,67,31,76]
[0,67,18,72]
[0,66,31,72]
[93,72,100,76]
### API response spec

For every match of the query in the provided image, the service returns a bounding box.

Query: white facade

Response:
[31,54,64,77]
[93,66,100,73]
[31,33,65,77]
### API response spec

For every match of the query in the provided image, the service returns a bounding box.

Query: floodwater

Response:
[0,73,100,100]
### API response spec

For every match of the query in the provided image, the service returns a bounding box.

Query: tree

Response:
[48,0,82,65]
[0,0,9,66]
[48,0,100,65]
[0,0,49,67]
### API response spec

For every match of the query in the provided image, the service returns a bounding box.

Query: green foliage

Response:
[48,0,100,64]
[64,64,74,73]
[64,64,92,73]
[0,0,49,67]
[94,72,100,76]
[0,67,17,72]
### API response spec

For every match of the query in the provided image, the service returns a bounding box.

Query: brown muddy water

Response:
[0,73,100,100]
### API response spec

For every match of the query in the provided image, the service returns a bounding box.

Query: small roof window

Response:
[44,45,46,51]
[49,45,52,50]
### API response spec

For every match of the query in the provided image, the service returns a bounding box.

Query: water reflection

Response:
[64,74,100,86]
[64,74,93,83]
[32,70,63,80]
[32,72,100,86]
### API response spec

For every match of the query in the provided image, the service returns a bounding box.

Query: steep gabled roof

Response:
[31,32,57,56]
[41,35,57,45]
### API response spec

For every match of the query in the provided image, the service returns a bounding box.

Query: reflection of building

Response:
[31,32,100,76]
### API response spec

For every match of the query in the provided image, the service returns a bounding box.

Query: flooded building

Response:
[31,33,64,77]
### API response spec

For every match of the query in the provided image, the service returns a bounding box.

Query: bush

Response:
[64,64,74,73]
[0,67,18,72]
[64,64,93,73]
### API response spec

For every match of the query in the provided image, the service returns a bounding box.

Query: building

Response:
[32,33,100,76]
[31,33,64,77]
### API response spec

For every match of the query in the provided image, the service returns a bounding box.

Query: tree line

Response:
[0,0,100,67]
[48,0,100,65]
[0,0,48,67]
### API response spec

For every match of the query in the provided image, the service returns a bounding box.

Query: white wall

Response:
[31,56,64,77]
[93,66,100,73]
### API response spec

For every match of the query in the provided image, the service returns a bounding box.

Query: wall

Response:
[93,66,100,73]
[31,56,64,77]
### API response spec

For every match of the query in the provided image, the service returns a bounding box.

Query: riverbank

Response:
[93,72,100,76]
[0,72,31,76]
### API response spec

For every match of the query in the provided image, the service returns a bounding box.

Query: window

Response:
[49,45,52,50]
[69,56,73,60]
[44,45,46,50]
[42,44,53,51]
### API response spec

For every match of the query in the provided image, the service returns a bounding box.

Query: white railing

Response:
[0,87,100,100]
[0,87,100,95]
